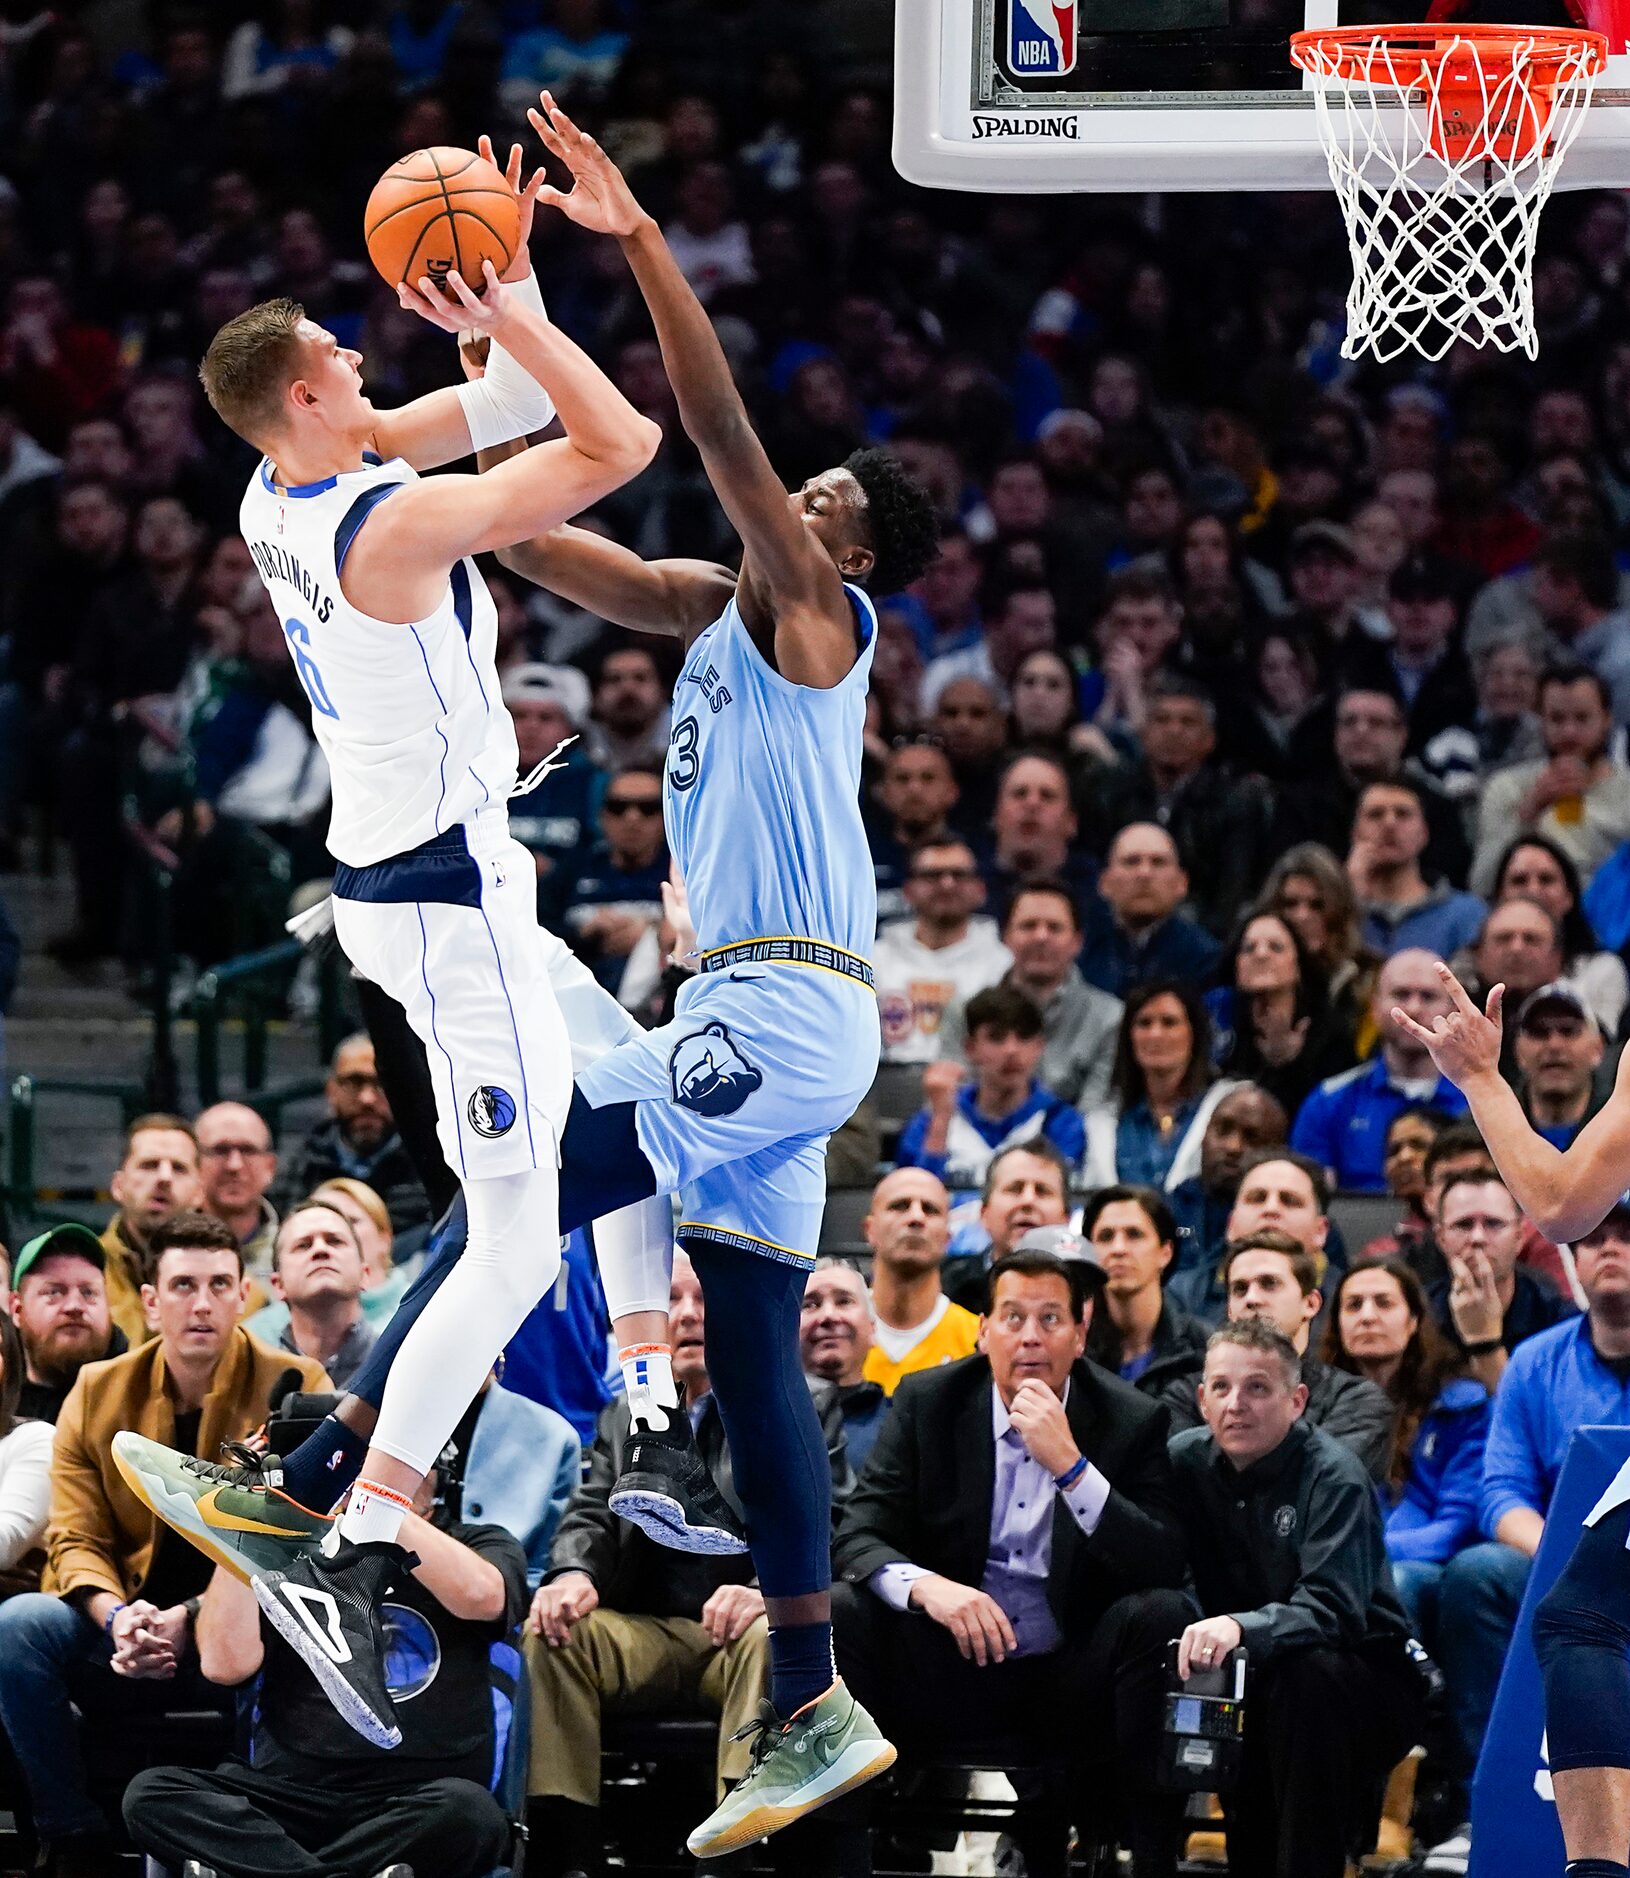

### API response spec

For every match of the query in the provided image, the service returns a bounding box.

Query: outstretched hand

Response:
[1389,961,1505,1090]
[476,134,547,280]
[527,90,648,239]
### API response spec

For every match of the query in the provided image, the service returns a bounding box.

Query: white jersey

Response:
[240,452,518,867]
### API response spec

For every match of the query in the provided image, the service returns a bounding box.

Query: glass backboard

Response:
[893,0,1630,188]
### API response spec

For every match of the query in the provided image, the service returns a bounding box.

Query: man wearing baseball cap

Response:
[9,1223,123,1424]
[1513,981,1607,1151]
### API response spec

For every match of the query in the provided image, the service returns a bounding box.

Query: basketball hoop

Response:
[1289,23,1608,362]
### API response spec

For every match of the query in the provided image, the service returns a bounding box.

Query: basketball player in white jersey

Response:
[1393,965,1630,1876]
[190,156,662,1746]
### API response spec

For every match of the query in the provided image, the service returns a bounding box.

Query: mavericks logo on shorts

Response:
[669,1021,763,1118]
[467,1085,517,1138]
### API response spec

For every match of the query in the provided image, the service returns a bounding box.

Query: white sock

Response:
[620,1343,679,1431]
[337,1477,414,1548]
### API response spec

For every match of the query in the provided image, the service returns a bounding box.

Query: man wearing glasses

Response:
[277,1035,432,1239]
[1428,1166,1578,1394]
[873,836,1010,1066]
[556,761,670,995]
[194,1101,280,1279]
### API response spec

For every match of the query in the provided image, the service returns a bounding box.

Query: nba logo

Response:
[1008,0,1076,77]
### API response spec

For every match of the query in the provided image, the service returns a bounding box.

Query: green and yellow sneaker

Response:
[686,1681,896,1859]
[112,1432,332,1583]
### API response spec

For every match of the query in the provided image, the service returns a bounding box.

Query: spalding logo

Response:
[468,1085,517,1138]
[669,1021,764,1117]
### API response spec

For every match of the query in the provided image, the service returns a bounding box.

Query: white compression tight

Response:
[593,1192,674,1320]
[367,1158,562,1477]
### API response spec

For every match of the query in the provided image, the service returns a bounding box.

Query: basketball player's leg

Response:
[249,834,575,1746]
[1534,1500,1630,1875]
[677,1140,896,1856]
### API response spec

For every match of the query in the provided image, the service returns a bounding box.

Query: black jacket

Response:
[833,1355,1187,1641]
[1159,1352,1396,1485]
[1169,1420,1411,1664]
[548,1386,850,1619]
[1088,1296,1211,1402]
[277,1118,431,1238]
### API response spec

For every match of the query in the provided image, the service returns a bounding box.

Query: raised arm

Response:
[1392,961,1630,1242]
[528,94,859,687]
[368,138,557,471]
[343,262,660,624]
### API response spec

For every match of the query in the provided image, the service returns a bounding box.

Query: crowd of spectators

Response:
[8,0,1630,1871]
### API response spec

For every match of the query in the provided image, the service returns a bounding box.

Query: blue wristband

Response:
[1055,1456,1088,1492]
[103,1601,126,1636]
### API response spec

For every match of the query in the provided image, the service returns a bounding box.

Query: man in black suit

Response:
[830,1247,1192,1878]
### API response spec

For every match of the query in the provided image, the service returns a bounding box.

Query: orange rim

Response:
[1290,22,1608,87]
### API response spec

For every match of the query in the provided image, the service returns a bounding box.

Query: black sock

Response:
[278,1414,366,1509]
[1565,1860,1630,1876]
[769,1620,835,1718]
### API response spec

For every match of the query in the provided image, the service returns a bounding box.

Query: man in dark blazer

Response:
[830,1247,1193,1878]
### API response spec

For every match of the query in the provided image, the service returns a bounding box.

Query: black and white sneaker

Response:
[251,1536,413,1749]
[609,1418,750,1555]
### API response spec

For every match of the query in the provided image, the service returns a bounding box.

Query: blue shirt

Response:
[500,1229,616,1446]
[896,1080,1085,1188]
[1115,1097,1201,1189]
[1360,887,1488,958]
[1291,1057,1469,1192]
[1077,904,1222,1000]
[1481,1314,1630,1535]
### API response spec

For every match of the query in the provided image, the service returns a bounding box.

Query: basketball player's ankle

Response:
[620,1343,678,1431]
[281,1415,367,1509]
[337,1476,415,1548]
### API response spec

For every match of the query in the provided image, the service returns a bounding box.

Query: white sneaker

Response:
[1420,1824,1471,1874]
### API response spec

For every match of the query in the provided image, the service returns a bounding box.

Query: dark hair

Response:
[1221,911,1330,1080]
[1003,873,1082,933]
[1081,1182,1177,1251]
[273,1200,363,1274]
[981,1137,1071,1204]
[843,447,938,597]
[965,982,1044,1043]
[997,746,1072,794]
[1111,978,1214,1113]
[906,832,977,869]
[1205,1316,1302,1388]
[1491,833,1599,963]
[0,1313,22,1442]
[1145,670,1217,722]
[147,1209,244,1276]
[1334,679,1406,720]
[1388,1103,1454,1145]
[1103,564,1179,613]
[1323,1257,1466,1490]
[1353,774,1427,826]
[986,1248,1091,1321]
[1235,1147,1331,1215]
[1535,533,1620,612]
[1435,1165,1515,1224]
[1221,1228,1321,1297]
[1423,1122,1491,1183]
[1540,659,1613,716]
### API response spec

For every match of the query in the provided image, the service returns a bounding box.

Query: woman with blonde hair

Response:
[307,1177,416,1324]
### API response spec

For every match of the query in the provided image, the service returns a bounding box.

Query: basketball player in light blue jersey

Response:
[116,96,937,1855]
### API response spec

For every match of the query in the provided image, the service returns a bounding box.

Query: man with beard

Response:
[277,1034,430,1238]
[99,1115,204,1345]
[9,1224,125,1423]
[858,1169,978,1396]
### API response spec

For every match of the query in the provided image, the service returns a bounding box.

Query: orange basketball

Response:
[364,146,521,295]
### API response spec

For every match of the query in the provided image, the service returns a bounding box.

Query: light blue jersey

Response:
[573,584,882,1264]
[665,586,878,959]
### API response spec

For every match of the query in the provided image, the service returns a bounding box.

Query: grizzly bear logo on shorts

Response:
[669,1022,763,1118]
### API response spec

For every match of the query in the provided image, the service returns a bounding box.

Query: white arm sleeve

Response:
[454,269,558,450]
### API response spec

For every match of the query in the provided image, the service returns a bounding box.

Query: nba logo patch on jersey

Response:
[669,1021,763,1118]
[1008,0,1076,75]
[467,1085,517,1138]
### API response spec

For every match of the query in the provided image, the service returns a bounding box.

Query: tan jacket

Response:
[98,1215,152,1348]
[45,1326,329,1601]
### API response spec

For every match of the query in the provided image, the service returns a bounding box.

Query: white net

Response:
[1292,29,1604,363]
